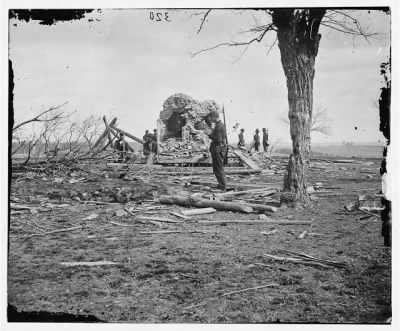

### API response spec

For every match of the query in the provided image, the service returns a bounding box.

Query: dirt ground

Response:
[8,157,391,323]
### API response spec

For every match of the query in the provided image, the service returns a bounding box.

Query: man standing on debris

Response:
[238,128,245,149]
[253,129,260,152]
[143,130,150,155]
[206,110,227,191]
[262,128,269,154]
[115,133,132,163]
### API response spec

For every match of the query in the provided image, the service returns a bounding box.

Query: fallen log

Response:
[181,208,216,216]
[197,220,311,225]
[159,195,253,213]
[110,124,144,144]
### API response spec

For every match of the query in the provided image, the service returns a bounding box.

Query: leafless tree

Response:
[193,8,384,205]
[280,105,332,135]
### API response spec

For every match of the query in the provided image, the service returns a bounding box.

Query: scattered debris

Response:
[197,220,312,225]
[115,210,128,217]
[82,213,99,221]
[298,231,308,239]
[261,229,277,236]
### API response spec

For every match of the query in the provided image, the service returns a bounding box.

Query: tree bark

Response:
[272,9,325,206]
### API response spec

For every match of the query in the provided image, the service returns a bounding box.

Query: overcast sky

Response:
[9,9,390,144]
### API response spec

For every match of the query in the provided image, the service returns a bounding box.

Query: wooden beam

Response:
[231,148,261,170]
[110,124,145,144]
[93,117,117,148]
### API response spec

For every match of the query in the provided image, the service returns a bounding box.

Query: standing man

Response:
[262,128,269,154]
[115,133,133,163]
[253,129,260,152]
[143,130,150,156]
[238,128,245,149]
[206,110,227,192]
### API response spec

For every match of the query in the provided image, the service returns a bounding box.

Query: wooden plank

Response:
[181,208,216,216]
[231,149,261,170]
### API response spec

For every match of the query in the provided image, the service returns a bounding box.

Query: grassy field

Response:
[8,156,391,323]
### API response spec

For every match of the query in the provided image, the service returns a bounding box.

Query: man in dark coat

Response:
[262,128,269,153]
[115,133,133,162]
[151,129,158,154]
[253,129,260,152]
[143,130,150,155]
[206,110,227,191]
[238,128,245,148]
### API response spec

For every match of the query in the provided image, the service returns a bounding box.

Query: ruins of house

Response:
[96,93,260,172]
[158,93,221,153]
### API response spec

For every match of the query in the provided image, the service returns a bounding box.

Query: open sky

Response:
[9,9,391,145]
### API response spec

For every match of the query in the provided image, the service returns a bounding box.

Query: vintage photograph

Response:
[6,5,392,325]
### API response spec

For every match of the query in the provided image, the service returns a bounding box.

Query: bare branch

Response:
[197,9,211,34]
[192,23,275,57]
[13,102,68,132]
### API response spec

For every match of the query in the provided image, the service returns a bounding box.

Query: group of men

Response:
[142,129,158,156]
[238,127,269,153]
[114,128,158,163]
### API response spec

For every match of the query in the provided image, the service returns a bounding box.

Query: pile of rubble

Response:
[159,93,221,152]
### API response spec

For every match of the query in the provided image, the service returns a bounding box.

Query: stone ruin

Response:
[158,93,221,153]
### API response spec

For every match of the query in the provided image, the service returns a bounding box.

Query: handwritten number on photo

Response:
[149,12,171,22]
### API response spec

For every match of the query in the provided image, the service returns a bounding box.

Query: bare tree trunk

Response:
[272,9,325,206]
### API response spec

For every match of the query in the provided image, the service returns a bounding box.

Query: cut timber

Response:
[197,220,311,225]
[93,117,117,148]
[191,180,279,191]
[231,149,261,170]
[110,124,145,144]
[136,216,184,223]
[60,261,118,267]
[181,208,216,216]
[159,195,253,213]
[214,188,277,200]
[102,116,115,145]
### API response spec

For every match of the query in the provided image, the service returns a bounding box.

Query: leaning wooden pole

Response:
[93,117,117,149]
[109,124,145,145]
